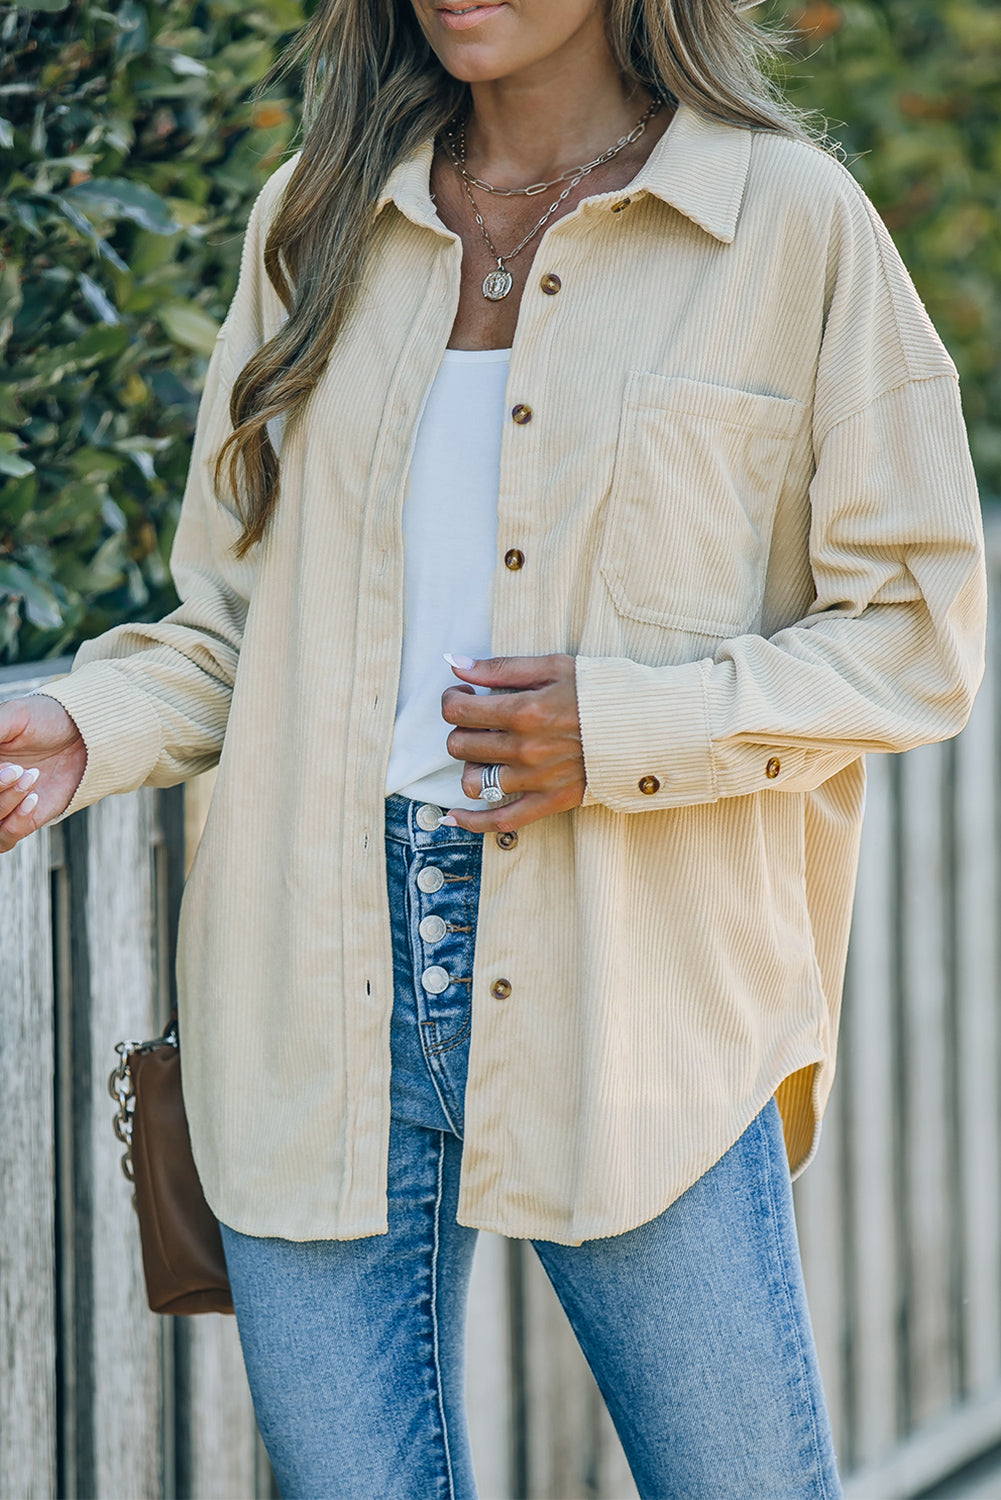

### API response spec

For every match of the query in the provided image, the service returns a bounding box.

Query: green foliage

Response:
[774,0,1001,499]
[1,1,997,663]
[0,0,304,662]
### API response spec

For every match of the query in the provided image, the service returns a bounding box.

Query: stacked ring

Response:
[480,764,505,803]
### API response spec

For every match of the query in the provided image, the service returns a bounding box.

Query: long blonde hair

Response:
[219,0,807,557]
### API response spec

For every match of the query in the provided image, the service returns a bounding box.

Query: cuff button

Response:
[638,775,661,795]
[765,757,781,779]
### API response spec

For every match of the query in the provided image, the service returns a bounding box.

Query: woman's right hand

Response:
[0,694,87,853]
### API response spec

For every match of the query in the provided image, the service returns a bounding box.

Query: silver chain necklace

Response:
[444,100,661,302]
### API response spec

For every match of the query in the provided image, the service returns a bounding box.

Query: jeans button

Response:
[417,866,445,893]
[419,915,448,943]
[421,965,450,995]
[415,803,443,831]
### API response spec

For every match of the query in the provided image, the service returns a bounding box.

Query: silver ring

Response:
[480,764,505,804]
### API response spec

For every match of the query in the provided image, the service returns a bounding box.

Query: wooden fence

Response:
[2,510,1000,1498]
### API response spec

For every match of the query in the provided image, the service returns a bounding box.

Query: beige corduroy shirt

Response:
[39,104,986,1243]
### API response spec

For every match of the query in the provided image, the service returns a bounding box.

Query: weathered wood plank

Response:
[843,1386,1001,1500]
[467,1230,513,1499]
[596,1396,640,1500]
[177,1316,262,1499]
[953,592,1001,1400]
[843,752,901,1466]
[80,790,165,1499]
[0,823,57,1500]
[898,744,956,1431]
[521,1244,604,1499]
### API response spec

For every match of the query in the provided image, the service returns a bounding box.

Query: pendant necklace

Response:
[442,99,661,301]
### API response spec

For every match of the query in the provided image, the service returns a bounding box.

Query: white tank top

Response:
[385,347,511,810]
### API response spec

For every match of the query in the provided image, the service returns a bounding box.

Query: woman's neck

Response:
[463,28,655,189]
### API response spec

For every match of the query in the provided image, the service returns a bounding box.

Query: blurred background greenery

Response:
[0,0,305,662]
[0,0,998,663]
[776,0,1000,507]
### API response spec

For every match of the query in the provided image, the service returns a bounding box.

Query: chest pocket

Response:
[599,373,804,638]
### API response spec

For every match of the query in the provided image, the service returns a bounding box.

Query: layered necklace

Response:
[441,98,661,301]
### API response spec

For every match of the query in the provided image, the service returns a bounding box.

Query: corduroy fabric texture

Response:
[38,105,986,1244]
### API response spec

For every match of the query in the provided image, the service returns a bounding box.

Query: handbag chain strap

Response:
[107,1020,179,1186]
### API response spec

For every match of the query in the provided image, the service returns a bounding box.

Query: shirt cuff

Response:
[33,662,165,821]
[574,656,719,812]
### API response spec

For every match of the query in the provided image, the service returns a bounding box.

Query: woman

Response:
[0,1,985,1495]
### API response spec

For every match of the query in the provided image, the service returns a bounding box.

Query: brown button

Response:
[638,775,661,795]
[504,548,525,571]
[491,978,513,1000]
[610,197,632,213]
[540,273,562,295]
[511,403,533,425]
[496,831,518,850]
[765,757,781,780]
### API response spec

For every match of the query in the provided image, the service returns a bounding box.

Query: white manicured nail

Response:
[444,653,476,670]
[0,764,23,786]
[21,792,38,814]
[16,768,39,791]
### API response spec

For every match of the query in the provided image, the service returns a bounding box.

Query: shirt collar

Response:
[375,101,753,245]
[612,102,753,244]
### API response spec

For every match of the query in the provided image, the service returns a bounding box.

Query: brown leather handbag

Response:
[109,1016,234,1315]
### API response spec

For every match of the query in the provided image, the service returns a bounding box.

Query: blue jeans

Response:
[220,795,842,1500]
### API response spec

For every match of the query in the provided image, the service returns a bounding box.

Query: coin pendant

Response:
[482,267,513,301]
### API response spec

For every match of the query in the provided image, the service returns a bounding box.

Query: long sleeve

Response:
[35,160,295,818]
[575,182,987,815]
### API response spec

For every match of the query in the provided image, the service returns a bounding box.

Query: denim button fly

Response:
[386,794,484,1141]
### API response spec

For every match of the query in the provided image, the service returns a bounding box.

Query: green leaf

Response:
[0,390,27,427]
[0,434,34,476]
[0,562,63,631]
[0,452,35,478]
[158,302,221,354]
[13,324,130,387]
[63,178,179,235]
[168,53,210,78]
[84,532,130,593]
[78,272,121,325]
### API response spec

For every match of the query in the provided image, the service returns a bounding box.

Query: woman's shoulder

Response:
[742,127,925,306]
[250,151,303,237]
[744,127,877,237]
[743,128,955,405]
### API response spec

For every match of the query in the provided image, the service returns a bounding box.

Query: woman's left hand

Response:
[440,653,585,831]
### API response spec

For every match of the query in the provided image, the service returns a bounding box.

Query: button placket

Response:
[407,832,481,1139]
[411,844,478,1050]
